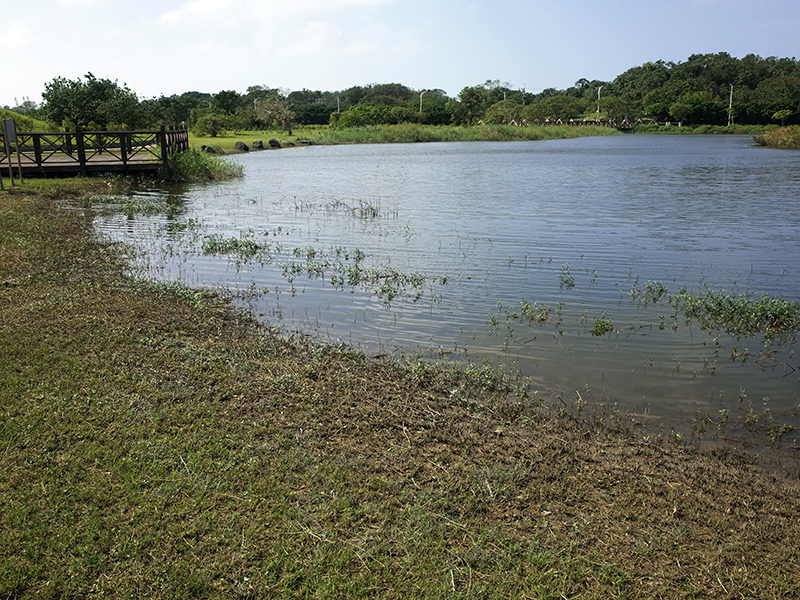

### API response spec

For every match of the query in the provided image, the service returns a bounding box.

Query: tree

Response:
[599,96,636,120]
[255,96,296,134]
[336,105,392,127]
[523,95,587,122]
[677,91,726,124]
[773,109,793,125]
[362,83,414,105]
[484,100,523,124]
[10,99,40,116]
[42,72,143,128]
[213,90,242,114]
[455,85,490,124]
[192,110,228,137]
[145,93,201,125]
[668,102,692,123]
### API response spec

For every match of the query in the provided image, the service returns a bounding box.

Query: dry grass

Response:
[753,125,800,149]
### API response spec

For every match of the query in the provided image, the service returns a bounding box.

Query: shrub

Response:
[753,125,800,149]
[169,150,243,182]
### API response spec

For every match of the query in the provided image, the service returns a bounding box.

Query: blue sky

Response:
[2,0,799,107]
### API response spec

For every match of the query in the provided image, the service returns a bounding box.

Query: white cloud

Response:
[57,0,110,5]
[342,39,381,57]
[242,0,394,24]
[158,0,237,25]
[278,20,343,57]
[0,23,33,49]
[157,0,392,27]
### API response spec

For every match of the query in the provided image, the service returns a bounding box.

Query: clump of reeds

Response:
[168,150,243,182]
[752,125,800,149]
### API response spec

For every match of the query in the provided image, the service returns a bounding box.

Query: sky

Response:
[2,0,799,108]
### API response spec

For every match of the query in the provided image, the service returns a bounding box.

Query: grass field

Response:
[189,123,620,153]
[1,178,799,599]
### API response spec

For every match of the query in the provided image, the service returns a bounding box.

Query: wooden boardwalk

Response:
[1,125,189,179]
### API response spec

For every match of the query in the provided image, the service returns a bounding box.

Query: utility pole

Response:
[728,84,734,126]
[596,86,603,122]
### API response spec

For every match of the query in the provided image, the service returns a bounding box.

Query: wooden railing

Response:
[1,124,189,177]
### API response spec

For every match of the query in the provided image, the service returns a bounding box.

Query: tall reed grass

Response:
[169,150,243,182]
[753,125,800,149]
[630,124,774,135]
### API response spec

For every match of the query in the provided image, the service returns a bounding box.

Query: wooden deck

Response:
[0,125,189,179]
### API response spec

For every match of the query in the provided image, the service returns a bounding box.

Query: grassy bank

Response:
[302,123,619,145]
[2,180,800,599]
[753,125,800,149]
[629,123,776,135]
[190,123,619,152]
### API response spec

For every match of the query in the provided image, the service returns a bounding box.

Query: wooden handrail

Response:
[0,124,190,177]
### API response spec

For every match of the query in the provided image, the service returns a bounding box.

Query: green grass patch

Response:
[305,123,620,144]
[0,108,54,132]
[190,123,619,152]
[188,130,298,153]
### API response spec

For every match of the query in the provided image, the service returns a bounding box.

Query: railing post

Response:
[75,127,88,176]
[120,132,128,165]
[158,125,170,179]
[159,125,169,164]
[31,134,43,168]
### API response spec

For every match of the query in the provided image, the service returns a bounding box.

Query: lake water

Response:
[95,134,800,440]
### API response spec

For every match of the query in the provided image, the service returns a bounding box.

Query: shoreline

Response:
[2,179,799,598]
[187,122,777,154]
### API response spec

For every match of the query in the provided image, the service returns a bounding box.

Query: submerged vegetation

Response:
[201,230,448,305]
[629,281,800,349]
[672,287,800,344]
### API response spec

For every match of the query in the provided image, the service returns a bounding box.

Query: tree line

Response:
[7,53,800,133]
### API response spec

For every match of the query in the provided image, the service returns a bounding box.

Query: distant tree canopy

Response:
[42,73,144,129]
[27,53,800,131]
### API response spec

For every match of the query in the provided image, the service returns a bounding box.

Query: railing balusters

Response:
[1,124,189,177]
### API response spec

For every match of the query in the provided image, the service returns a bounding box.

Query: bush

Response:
[191,111,229,137]
[753,125,800,149]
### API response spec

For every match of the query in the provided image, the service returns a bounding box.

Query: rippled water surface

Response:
[95,134,800,430]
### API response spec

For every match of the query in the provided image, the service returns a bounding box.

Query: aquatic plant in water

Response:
[559,264,575,288]
[630,280,669,305]
[202,232,266,260]
[670,288,800,346]
[590,313,614,336]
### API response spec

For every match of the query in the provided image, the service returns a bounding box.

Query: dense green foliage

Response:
[41,73,145,129]
[6,53,800,133]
